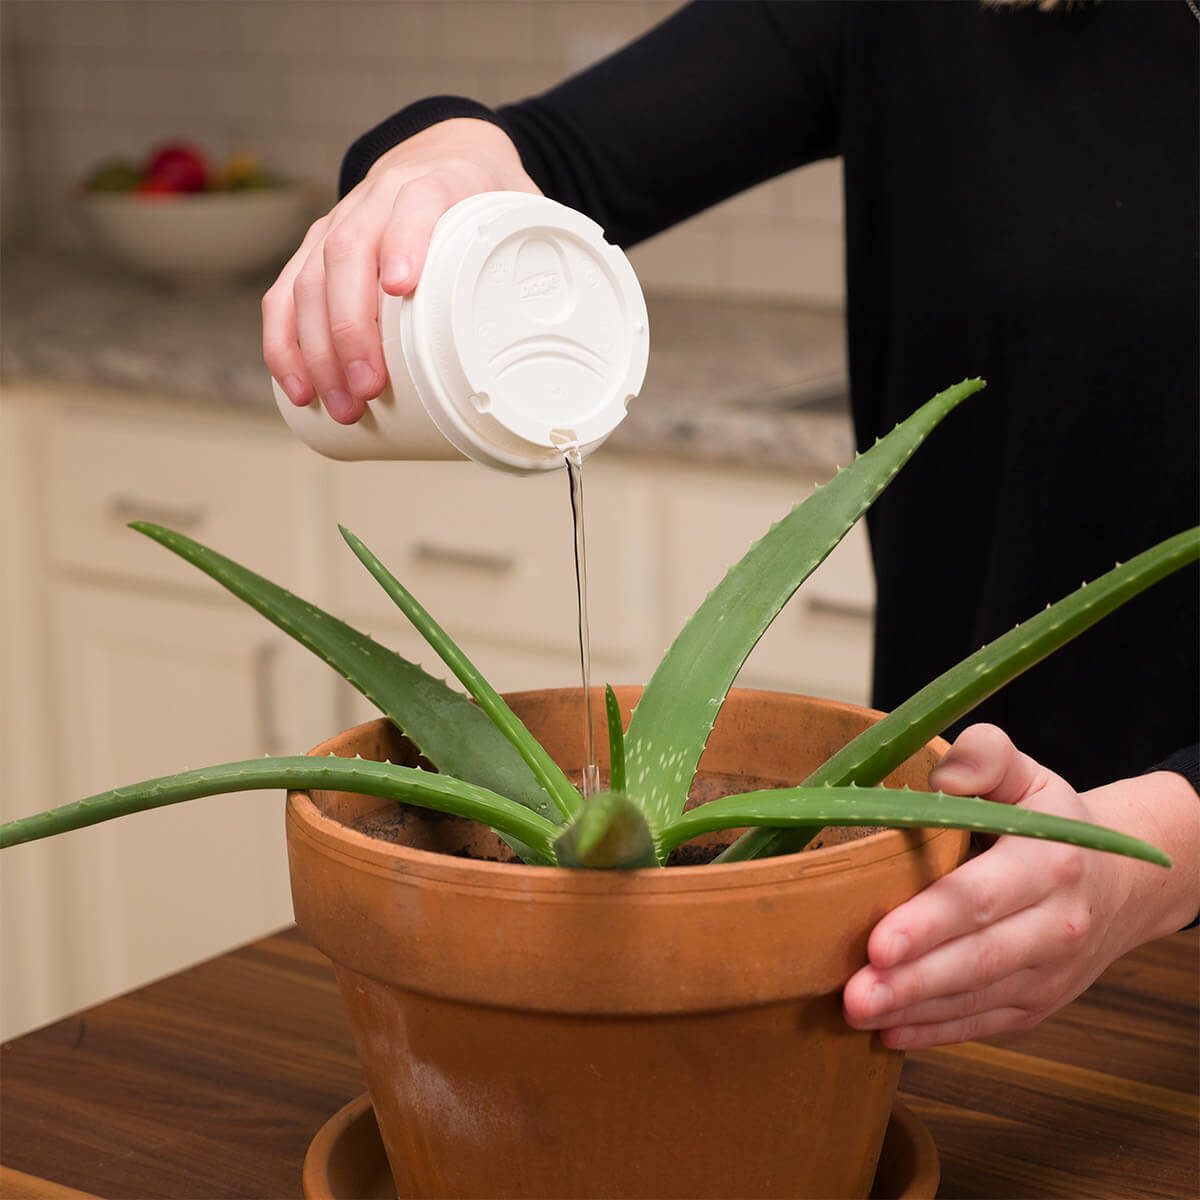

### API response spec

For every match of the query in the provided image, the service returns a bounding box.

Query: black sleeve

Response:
[1149,744,1200,795]
[1143,745,1199,932]
[339,0,844,247]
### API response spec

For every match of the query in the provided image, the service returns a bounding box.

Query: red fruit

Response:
[135,177,179,197]
[144,142,209,192]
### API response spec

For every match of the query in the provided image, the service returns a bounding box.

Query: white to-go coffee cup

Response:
[273,192,649,473]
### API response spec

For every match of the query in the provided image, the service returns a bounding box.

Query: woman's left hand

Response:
[842,723,1199,1050]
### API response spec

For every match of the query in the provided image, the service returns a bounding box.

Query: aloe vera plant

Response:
[2,378,1195,874]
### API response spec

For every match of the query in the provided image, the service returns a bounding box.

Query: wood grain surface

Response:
[0,1166,99,1199]
[1,926,1195,1200]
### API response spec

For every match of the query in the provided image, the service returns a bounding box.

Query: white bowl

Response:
[81,186,314,286]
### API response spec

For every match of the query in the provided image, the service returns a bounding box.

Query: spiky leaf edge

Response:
[721,526,1200,862]
[605,684,627,793]
[625,378,987,830]
[131,523,556,832]
[0,756,559,863]
[341,526,580,821]
[664,787,1169,866]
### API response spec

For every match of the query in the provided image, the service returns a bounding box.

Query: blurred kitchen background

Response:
[0,0,844,298]
[1,1,869,1040]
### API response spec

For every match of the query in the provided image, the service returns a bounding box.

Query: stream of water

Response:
[563,447,599,799]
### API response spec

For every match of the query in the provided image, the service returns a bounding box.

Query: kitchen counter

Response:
[0,250,854,473]
[1,926,1196,1198]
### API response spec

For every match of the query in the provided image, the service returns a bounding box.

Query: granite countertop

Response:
[0,250,854,473]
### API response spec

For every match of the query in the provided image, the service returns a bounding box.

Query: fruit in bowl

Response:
[81,142,312,286]
[84,141,284,196]
[140,143,209,193]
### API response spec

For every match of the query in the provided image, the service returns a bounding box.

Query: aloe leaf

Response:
[723,526,1200,863]
[554,791,658,869]
[661,787,1169,867]
[340,527,580,821]
[625,378,987,828]
[131,523,556,826]
[0,757,559,863]
[605,684,626,793]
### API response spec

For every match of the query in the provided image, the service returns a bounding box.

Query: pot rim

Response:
[286,687,955,897]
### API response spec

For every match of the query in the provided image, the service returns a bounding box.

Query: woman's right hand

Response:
[262,118,541,424]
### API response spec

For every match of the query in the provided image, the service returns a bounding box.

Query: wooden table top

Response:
[2,926,1196,1200]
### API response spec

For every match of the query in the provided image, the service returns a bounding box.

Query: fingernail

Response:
[935,751,976,775]
[867,981,894,1015]
[282,374,309,406]
[323,388,353,421]
[930,761,971,790]
[383,255,411,287]
[884,932,910,965]
[346,359,376,394]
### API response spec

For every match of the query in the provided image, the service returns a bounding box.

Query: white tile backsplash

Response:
[726,225,845,306]
[438,1,543,64]
[238,0,347,59]
[475,62,563,108]
[709,178,781,225]
[16,0,141,52]
[140,0,243,55]
[2,0,843,302]
[23,46,95,115]
[541,1,659,72]
[628,213,723,294]
[784,157,844,225]
[321,1,438,62]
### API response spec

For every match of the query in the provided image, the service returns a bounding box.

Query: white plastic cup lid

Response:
[393,193,650,472]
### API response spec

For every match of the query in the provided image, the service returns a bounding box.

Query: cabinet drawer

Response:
[48,405,296,590]
[328,459,653,660]
[658,470,875,704]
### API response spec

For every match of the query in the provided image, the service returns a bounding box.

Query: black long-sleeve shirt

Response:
[341,0,1199,794]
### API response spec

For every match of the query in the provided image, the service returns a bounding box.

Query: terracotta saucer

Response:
[303,1092,939,1199]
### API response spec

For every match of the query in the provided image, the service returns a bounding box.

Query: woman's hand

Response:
[843,723,1199,1049]
[262,118,540,424]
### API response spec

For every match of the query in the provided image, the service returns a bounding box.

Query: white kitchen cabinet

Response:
[325,457,658,664]
[0,393,60,1040]
[325,456,662,751]
[653,462,875,705]
[38,583,328,1025]
[0,382,875,1040]
[1,385,336,1040]
[45,399,300,590]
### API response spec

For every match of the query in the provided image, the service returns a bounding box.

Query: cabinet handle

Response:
[806,595,874,621]
[412,542,516,573]
[109,494,206,530]
[253,642,284,756]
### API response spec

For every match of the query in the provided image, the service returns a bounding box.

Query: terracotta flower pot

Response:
[286,688,968,1200]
